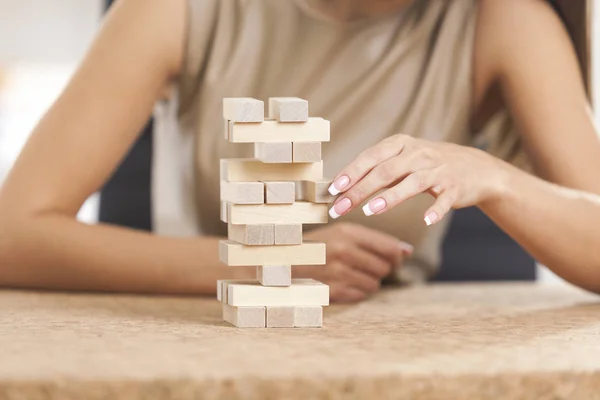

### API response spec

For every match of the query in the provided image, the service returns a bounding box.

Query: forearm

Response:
[480,163,600,292]
[0,215,251,294]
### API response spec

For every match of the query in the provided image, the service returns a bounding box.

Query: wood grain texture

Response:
[293,306,323,327]
[303,180,335,203]
[264,182,295,204]
[219,240,326,266]
[3,284,600,399]
[292,142,321,163]
[274,224,302,245]
[220,181,264,204]
[223,98,264,122]
[266,307,295,328]
[228,118,329,143]
[222,304,266,328]
[228,223,274,246]
[227,202,328,225]
[254,142,293,163]
[225,279,330,306]
[268,97,309,122]
[257,265,292,287]
[221,159,323,182]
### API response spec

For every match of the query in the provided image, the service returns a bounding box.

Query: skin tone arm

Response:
[326,0,600,293]
[0,0,407,300]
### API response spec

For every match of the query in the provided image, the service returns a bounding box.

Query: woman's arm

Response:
[0,0,252,294]
[474,0,600,290]
[325,0,600,293]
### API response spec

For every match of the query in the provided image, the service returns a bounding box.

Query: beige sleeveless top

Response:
[153,0,524,282]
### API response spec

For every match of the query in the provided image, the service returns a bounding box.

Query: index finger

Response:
[328,135,407,196]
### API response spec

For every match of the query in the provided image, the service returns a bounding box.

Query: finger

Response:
[329,285,367,303]
[361,168,440,216]
[424,189,456,226]
[329,147,437,219]
[343,265,381,293]
[336,223,412,265]
[327,135,407,196]
[339,246,394,278]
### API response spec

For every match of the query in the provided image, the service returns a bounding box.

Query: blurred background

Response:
[0,1,598,284]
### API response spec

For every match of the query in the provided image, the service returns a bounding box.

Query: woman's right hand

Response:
[294,223,413,303]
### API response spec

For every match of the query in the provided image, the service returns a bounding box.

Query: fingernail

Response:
[424,212,439,226]
[362,198,386,216]
[398,242,414,254]
[328,198,352,219]
[328,175,350,196]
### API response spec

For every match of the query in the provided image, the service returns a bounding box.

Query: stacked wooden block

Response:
[218,97,335,328]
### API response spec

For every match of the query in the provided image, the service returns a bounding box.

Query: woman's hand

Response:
[327,135,508,226]
[294,222,413,303]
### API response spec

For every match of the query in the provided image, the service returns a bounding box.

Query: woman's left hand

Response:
[327,134,509,226]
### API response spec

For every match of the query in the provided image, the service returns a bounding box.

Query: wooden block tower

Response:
[218,97,335,328]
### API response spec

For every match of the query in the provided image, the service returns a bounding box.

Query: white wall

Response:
[0,0,102,65]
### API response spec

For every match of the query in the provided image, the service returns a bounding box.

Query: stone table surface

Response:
[1,283,600,399]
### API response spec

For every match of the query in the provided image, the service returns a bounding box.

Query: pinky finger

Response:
[424,190,456,226]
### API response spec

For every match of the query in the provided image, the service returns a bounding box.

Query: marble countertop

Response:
[1,282,599,399]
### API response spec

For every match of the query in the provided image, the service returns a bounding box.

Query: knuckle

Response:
[337,222,356,236]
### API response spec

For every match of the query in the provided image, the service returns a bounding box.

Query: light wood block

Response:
[257,265,292,287]
[219,279,258,303]
[225,279,330,306]
[266,307,295,328]
[268,97,309,122]
[223,98,264,122]
[274,224,302,245]
[303,180,335,203]
[264,182,295,204]
[227,202,327,225]
[254,142,292,163]
[220,201,228,223]
[228,118,329,143]
[219,240,326,266]
[217,280,223,301]
[293,142,322,163]
[222,304,266,328]
[295,180,305,201]
[228,223,274,246]
[221,159,323,182]
[293,306,323,327]
[220,181,264,204]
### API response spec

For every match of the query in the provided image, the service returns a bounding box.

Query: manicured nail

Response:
[362,198,386,216]
[328,175,350,196]
[328,198,352,219]
[398,242,414,254]
[424,212,439,226]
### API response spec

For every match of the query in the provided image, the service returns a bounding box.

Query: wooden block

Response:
[217,279,223,301]
[294,306,323,327]
[220,181,264,204]
[295,180,305,201]
[228,118,329,143]
[221,159,323,182]
[220,279,258,303]
[221,201,228,223]
[264,181,295,204]
[268,97,309,122]
[222,304,266,328]
[292,142,322,163]
[223,98,264,122]
[227,202,327,225]
[303,180,335,203]
[274,224,302,245]
[228,223,274,245]
[254,142,292,163]
[225,279,330,306]
[257,265,292,286]
[266,307,295,328]
[219,240,326,266]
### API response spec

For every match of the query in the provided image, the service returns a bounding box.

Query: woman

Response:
[0,0,599,302]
